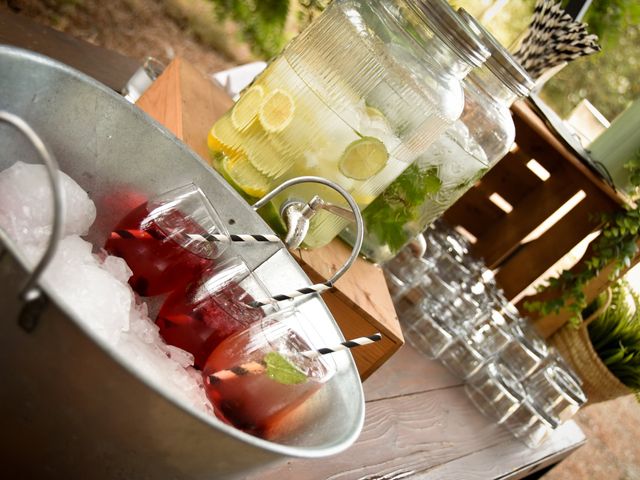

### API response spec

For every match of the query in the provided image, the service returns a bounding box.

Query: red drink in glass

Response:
[202,318,333,438]
[157,277,265,369]
[105,203,216,296]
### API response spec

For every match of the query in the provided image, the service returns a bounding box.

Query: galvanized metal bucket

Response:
[0,46,364,479]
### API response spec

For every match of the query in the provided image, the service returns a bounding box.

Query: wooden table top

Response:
[0,11,586,479]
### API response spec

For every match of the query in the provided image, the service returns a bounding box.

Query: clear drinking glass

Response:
[209,0,489,248]
[104,184,229,296]
[500,400,560,449]
[439,337,486,379]
[524,363,587,422]
[498,334,549,382]
[202,309,336,439]
[466,310,513,356]
[156,255,274,369]
[401,304,455,358]
[465,361,526,422]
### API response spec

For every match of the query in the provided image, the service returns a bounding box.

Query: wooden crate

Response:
[136,57,403,380]
[443,100,631,336]
[444,100,625,302]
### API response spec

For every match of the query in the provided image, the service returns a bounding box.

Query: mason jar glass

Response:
[208,0,489,248]
[348,8,533,263]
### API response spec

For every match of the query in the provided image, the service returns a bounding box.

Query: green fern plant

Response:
[587,280,640,393]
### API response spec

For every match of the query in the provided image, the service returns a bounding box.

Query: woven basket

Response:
[549,289,632,404]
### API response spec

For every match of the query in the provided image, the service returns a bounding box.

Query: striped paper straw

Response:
[248,282,334,308]
[208,333,383,383]
[304,333,383,357]
[109,229,281,244]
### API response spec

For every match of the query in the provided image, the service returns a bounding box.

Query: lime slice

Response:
[231,85,264,131]
[338,137,388,181]
[264,352,308,385]
[259,89,295,133]
[222,154,271,198]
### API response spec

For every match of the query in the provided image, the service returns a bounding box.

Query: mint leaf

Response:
[363,165,442,253]
[264,352,308,385]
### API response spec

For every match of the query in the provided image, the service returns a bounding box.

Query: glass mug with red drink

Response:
[202,309,336,439]
[156,255,277,369]
[104,183,230,296]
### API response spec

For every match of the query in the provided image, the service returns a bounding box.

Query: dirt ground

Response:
[4,0,640,478]
[3,0,238,77]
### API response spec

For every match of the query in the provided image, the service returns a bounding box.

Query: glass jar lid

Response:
[411,0,490,68]
[457,8,534,97]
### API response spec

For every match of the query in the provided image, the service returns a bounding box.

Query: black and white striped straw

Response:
[248,281,334,308]
[306,333,383,357]
[187,232,281,244]
[207,333,383,383]
[109,229,280,244]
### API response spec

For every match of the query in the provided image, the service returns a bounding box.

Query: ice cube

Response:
[0,161,96,248]
[43,236,132,341]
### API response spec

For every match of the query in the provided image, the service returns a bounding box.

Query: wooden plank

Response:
[443,188,505,239]
[475,150,542,207]
[423,421,585,480]
[510,112,567,175]
[512,100,628,207]
[136,57,234,162]
[0,8,140,91]
[495,194,611,300]
[363,344,461,401]
[245,386,514,480]
[474,172,581,268]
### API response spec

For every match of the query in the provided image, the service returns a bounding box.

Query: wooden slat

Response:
[495,195,613,300]
[423,422,585,480]
[510,113,567,174]
[474,149,543,206]
[246,386,512,480]
[245,385,583,480]
[512,101,628,206]
[474,172,581,268]
[0,9,140,91]
[363,344,461,401]
[443,188,505,238]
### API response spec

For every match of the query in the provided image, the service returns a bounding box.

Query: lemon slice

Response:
[222,154,271,198]
[365,105,386,120]
[338,137,388,181]
[208,117,242,157]
[259,89,295,133]
[231,85,265,131]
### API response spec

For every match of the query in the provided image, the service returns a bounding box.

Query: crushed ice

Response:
[0,161,212,416]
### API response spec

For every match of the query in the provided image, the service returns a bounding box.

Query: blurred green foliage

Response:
[208,0,290,58]
[455,0,639,121]
[207,0,328,58]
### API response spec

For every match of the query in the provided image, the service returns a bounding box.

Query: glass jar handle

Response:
[0,111,64,302]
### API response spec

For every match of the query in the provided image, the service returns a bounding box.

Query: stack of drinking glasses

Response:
[383,220,587,448]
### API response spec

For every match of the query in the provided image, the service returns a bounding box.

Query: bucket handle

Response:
[251,176,364,291]
[0,111,64,302]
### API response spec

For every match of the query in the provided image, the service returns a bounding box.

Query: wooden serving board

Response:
[136,57,404,380]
